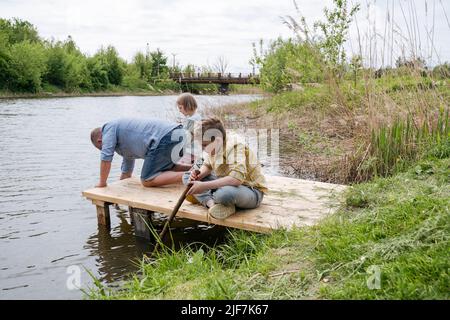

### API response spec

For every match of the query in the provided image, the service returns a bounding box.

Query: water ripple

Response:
[0,94,262,299]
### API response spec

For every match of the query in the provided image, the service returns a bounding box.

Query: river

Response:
[0,94,267,299]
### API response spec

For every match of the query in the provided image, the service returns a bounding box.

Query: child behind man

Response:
[183,117,267,219]
[176,93,202,165]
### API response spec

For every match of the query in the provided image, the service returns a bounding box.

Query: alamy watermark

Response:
[366,265,381,290]
[170,127,280,169]
[66,265,82,291]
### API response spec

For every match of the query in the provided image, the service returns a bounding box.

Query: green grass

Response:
[88,149,450,300]
[284,122,344,156]
[362,109,449,179]
[85,75,449,299]
[319,156,449,298]
[374,74,445,94]
[248,86,332,113]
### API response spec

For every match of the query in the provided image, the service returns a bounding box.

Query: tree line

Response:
[0,18,219,94]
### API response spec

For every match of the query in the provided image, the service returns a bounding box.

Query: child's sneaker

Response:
[208,204,236,219]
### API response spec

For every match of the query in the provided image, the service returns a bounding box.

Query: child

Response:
[183,117,267,219]
[176,93,202,164]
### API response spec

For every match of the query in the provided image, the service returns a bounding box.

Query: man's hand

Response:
[187,181,209,195]
[95,182,107,188]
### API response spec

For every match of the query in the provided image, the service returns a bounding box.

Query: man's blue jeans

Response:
[182,173,264,209]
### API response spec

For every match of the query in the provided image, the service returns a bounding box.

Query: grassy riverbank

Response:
[0,84,262,99]
[0,88,165,99]
[87,75,449,299]
[210,77,449,184]
[86,0,448,300]
[89,151,449,299]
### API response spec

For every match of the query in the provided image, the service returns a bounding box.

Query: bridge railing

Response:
[169,72,259,79]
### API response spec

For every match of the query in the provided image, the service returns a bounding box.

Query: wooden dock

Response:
[82,176,347,234]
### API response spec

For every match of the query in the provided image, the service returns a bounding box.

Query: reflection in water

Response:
[84,211,150,284]
[0,95,261,299]
[84,209,229,286]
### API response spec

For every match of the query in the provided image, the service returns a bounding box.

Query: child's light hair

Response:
[176,93,198,112]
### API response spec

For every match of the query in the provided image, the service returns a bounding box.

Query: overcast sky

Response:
[1,0,449,72]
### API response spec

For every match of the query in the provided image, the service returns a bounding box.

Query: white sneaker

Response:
[208,204,236,220]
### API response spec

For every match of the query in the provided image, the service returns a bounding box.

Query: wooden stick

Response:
[152,183,192,254]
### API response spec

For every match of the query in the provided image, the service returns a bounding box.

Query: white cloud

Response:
[1,0,449,72]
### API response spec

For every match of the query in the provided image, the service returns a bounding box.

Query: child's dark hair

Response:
[196,117,226,143]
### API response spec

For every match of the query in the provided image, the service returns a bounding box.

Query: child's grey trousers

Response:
[182,172,264,208]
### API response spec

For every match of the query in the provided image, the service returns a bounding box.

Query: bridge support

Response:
[219,83,229,95]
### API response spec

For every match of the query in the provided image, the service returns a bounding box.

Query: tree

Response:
[44,37,91,91]
[258,39,292,92]
[132,51,152,81]
[213,55,229,75]
[89,46,125,88]
[8,41,47,92]
[0,30,11,89]
[45,42,67,87]
[104,46,125,85]
[249,39,264,74]
[149,49,168,80]
[313,0,360,77]
[88,51,109,90]
[283,0,359,78]
[257,38,324,93]
[0,18,40,44]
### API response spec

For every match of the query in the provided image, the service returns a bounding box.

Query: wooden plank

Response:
[82,176,346,233]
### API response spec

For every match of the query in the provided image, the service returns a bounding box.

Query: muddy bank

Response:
[0,87,263,100]
[206,99,359,184]
[0,90,173,100]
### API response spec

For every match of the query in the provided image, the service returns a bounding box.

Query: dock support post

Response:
[129,207,154,240]
[92,200,111,228]
[219,83,229,94]
[128,206,134,224]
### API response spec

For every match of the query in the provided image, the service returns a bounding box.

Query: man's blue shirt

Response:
[101,118,179,173]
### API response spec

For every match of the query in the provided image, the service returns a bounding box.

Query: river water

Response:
[0,94,268,299]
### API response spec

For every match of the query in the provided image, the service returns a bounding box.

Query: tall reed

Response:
[361,108,449,178]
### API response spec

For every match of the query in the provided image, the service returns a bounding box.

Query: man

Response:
[90,117,190,188]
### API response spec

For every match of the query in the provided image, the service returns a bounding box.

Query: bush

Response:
[7,41,47,92]
[87,56,109,90]
[103,46,125,85]
[432,63,450,79]
[121,75,151,90]
[0,30,11,88]
[0,18,40,44]
[45,41,92,91]
[0,18,185,94]
[258,38,324,93]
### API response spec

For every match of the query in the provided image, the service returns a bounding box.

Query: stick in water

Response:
[152,170,199,254]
